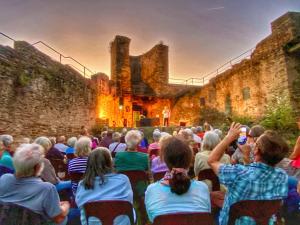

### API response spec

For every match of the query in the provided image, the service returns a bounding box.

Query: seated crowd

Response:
[0,123,299,225]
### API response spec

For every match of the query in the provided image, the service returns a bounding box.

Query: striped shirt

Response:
[218,162,288,225]
[68,157,88,195]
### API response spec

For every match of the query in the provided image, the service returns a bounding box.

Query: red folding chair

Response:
[84,200,135,225]
[149,148,159,159]
[153,171,166,182]
[119,170,149,225]
[198,169,220,191]
[228,200,282,225]
[153,212,213,225]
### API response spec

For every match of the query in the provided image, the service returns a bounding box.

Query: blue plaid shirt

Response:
[218,162,288,225]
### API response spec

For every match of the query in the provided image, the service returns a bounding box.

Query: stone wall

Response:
[171,12,300,126]
[0,41,99,141]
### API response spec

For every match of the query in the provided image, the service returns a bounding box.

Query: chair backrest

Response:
[149,148,159,158]
[84,200,134,225]
[198,169,220,191]
[119,170,149,197]
[69,172,84,183]
[153,212,213,225]
[228,200,282,225]
[153,171,166,182]
[0,203,49,225]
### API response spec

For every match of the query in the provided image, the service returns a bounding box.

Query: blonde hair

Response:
[34,136,51,153]
[75,136,91,157]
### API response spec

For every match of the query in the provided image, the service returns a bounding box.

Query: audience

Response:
[68,136,91,195]
[115,130,149,172]
[55,136,69,154]
[145,136,211,223]
[1,121,298,224]
[109,132,127,157]
[76,147,133,225]
[0,143,69,224]
[208,123,289,225]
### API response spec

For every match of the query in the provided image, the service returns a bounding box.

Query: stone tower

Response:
[110,35,131,96]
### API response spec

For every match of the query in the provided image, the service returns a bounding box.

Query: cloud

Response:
[206,7,225,11]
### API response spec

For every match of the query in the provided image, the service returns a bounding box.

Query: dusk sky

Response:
[0,0,299,79]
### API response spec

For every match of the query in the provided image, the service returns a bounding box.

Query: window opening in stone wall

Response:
[225,95,232,114]
[242,87,251,100]
[200,97,205,106]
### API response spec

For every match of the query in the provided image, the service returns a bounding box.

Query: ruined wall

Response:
[130,44,169,96]
[0,41,99,140]
[172,12,300,126]
[110,36,131,95]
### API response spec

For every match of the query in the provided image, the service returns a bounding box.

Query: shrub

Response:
[260,95,298,131]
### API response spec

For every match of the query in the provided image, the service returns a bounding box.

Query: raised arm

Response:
[208,122,241,175]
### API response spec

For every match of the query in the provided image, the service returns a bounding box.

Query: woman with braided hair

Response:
[145,136,211,223]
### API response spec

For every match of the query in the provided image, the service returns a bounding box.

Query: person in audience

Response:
[231,125,264,165]
[214,129,223,139]
[115,130,149,172]
[148,130,161,159]
[191,127,202,145]
[99,130,113,148]
[34,137,71,191]
[109,132,127,157]
[46,136,65,161]
[145,136,211,223]
[194,131,230,190]
[55,136,69,154]
[151,134,170,176]
[68,136,91,195]
[196,126,205,139]
[65,137,77,156]
[289,136,300,169]
[204,122,212,132]
[139,129,149,150]
[0,139,14,176]
[76,147,134,225]
[120,128,127,143]
[208,122,289,225]
[0,134,14,156]
[0,143,69,224]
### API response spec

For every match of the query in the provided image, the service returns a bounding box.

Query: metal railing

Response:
[169,48,254,86]
[0,32,95,78]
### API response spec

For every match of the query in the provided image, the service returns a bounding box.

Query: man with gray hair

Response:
[0,144,70,224]
[54,136,68,153]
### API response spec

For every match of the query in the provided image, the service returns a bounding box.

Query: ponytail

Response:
[169,171,191,195]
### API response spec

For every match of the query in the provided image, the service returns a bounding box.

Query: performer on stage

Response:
[162,106,170,127]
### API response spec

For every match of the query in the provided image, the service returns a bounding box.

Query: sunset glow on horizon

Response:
[0,0,299,79]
